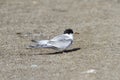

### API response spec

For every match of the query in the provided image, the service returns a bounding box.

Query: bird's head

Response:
[64,29,73,34]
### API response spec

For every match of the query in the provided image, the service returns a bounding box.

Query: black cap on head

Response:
[64,29,73,34]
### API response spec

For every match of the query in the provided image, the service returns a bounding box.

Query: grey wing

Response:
[49,35,73,49]
[50,34,70,41]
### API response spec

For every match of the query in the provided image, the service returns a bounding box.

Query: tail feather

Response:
[27,40,54,48]
[27,44,40,48]
[28,44,53,48]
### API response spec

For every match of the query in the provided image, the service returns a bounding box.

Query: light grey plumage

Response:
[29,29,73,51]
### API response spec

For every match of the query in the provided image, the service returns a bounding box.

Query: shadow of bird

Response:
[38,47,81,55]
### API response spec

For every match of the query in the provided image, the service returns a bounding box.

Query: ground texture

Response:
[0,0,120,80]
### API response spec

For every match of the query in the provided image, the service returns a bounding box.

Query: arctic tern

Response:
[28,29,74,51]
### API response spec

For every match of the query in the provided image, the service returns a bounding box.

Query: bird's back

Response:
[48,34,73,49]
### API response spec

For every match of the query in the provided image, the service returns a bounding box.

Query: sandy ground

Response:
[0,0,120,80]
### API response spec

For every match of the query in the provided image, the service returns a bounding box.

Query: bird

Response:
[28,29,74,52]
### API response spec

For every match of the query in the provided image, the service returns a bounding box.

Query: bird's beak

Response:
[74,32,79,35]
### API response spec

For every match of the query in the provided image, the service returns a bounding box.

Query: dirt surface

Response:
[0,0,120,80]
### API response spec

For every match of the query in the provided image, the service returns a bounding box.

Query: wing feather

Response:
[49,34,72,49]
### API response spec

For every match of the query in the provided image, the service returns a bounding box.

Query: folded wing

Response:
[49,34,73,49]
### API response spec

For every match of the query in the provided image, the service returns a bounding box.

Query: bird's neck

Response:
[65,34,73,39]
